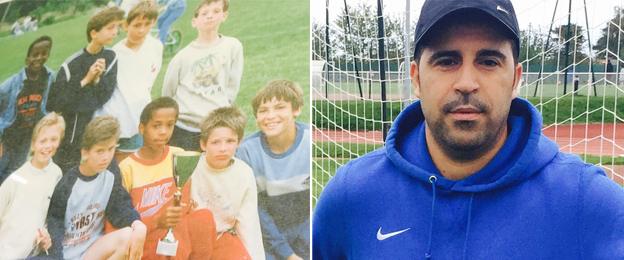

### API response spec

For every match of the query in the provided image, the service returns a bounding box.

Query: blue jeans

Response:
[157,1,186,44]
[169,125,201,152]
[265,219,310,260]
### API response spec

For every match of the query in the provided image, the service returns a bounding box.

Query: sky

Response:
[311,0,624,46]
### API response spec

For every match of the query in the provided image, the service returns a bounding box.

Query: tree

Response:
[593,7,624,63]
[316,2,404,65]
[519,25,553,72]
[549,23,590,68]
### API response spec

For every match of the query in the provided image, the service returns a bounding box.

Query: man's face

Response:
[410,24,522,161]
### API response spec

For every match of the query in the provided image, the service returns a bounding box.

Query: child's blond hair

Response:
[30,112,66,152]
[81,116,120,150]
[200,106,246,142]
[127,1,159,24]
[194,0,229,17]
[252,80,304,116]
[86,7,124,42]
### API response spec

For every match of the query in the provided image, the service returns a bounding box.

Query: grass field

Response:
[0,0,310,133]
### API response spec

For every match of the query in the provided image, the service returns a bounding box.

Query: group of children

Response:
[0,0,310,259]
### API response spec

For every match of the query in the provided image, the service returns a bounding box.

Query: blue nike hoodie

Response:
[313,98,624,259]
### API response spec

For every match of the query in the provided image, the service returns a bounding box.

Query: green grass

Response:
[0,0,310,134]
[580,154,624,165]
[312,158,346,207]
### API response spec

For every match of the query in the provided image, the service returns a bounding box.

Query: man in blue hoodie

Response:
[313,0,624,259]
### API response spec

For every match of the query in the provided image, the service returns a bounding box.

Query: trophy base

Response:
[156,240,179,256]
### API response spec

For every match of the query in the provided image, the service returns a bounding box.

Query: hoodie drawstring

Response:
[425,175,437,260]
[462,193,475,260]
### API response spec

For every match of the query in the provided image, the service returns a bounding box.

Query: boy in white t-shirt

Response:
[97,1,163,162]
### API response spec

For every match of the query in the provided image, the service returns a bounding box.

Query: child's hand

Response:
[81,58,106,87]
[128,220,146,260]
[157,203,187,228]
[287,254,303,260]
[35,228,51,254]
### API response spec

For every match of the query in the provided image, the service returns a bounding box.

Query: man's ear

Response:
[512,63,523,98]
[410,61,421,98]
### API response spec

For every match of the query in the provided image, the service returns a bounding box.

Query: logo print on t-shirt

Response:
[188,54,224,98]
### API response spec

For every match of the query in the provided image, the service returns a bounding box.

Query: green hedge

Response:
[313,100,404,131]
[314,97,624,131]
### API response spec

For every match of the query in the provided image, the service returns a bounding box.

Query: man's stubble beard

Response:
[425,95,508,162]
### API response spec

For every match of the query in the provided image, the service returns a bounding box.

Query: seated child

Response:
[45,116,146,259]
[190,106,264,260]
[0,36,54,183]
[119,97,216,259]
[237,80,310,260]
[0,112,64,258]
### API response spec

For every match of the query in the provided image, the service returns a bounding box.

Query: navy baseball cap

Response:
[413,0,520,58]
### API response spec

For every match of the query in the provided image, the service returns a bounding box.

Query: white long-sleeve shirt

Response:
[162,36,243,131]
[0,160,62,259]
[190,156,264,260]
[96,36,163,138]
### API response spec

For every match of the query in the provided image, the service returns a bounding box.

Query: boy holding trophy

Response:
[119,97,216,259]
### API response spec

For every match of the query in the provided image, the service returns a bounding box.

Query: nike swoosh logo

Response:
[496,5,510,15]
[377,227,410,240]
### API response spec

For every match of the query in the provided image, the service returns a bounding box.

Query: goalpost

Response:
[312,0,624,205]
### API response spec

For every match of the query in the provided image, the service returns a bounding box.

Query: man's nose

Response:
[454,64,480,94]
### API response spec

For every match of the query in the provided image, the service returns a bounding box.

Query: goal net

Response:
[312,0,624,205]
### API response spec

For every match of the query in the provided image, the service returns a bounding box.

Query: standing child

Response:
[0,36,54,183]
[45,116,146,259]
[0,112,64,258]
[119,97,216,259]
[96,1,163,162]
[237,80,310,260]
[47,7,124,172]
[162,0,243,151]
[190,106,264,260]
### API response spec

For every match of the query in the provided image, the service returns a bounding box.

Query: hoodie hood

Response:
[385,98,559,192]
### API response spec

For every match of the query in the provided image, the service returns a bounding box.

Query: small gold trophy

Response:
[156,151,202,256]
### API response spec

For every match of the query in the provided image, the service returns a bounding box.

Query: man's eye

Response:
[480,59,499,67]
[435,58,458,67]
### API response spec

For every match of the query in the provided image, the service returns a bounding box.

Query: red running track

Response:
[314,124,624,184]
